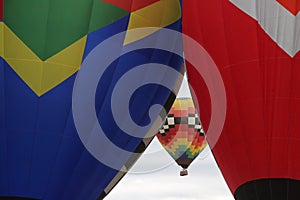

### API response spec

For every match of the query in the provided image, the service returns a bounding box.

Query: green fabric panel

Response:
[88,0,129,33]
[5,0,51,60]
[185,150,196,158]
[4,0,128,61]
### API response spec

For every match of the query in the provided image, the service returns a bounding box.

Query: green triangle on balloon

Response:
[88,0,129,34]
[4,0,129,61]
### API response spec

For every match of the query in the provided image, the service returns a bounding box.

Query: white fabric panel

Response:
[230,0,300,57]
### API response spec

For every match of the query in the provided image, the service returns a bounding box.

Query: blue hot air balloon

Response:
[0,0,183,199]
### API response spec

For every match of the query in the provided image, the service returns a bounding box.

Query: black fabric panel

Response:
[175,157,192,169]
[160,92,176,119]
[133,141,146,153]
[97,192,106,200]
[174,117,188,124]
[234,178,300,200]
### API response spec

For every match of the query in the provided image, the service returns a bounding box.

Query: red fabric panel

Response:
[277,0,300,15]
[102,0,159,12]
[0,0,3,20]
[183,0,300,195]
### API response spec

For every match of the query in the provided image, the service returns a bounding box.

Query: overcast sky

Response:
[105,75,235,200]
[105,138,234,200]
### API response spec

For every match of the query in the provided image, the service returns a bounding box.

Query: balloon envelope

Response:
[0,0,183,199]
[183,0,300,199]
[157,98,207,173]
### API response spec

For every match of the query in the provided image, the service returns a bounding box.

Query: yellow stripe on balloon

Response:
[2,24,86,96]
[0,22,3,58]
[4,25,40,61]
[173,98,194,111]
[165,138,191,152]
[124,0,181,45]
[189,143,206,155]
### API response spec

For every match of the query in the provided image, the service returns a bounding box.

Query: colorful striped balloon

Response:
[157,98,207,176]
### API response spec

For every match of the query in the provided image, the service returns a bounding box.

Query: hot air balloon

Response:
[157,98,207,176]
[183,0,300,199]
[0,0,183,199]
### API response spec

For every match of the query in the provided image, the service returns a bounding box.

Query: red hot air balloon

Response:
[183,0,300,199]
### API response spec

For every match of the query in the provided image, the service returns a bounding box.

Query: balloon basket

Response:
[180,169,188,176]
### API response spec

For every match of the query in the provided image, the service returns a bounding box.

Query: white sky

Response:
[106,139,234,200]
[105,74,235,200]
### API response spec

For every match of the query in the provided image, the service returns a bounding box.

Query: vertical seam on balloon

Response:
[268,179,272,199]
[2,58,9,194]
[286,179,290,199]
[130,0,134,13]
[184,0,231,192]
[57,1,100,197]
[61,47,126,199]
[258,9,269,200]
[1,5,9,192]
[255,1,269,198]
[129,50,153,129]
[292,11,299,53]
[95,50,129,158]
[40,0,51,63]
[106,50,154,172]
[269,16,281,180]
[102,44,167,161]
[60,26,127,200]
[93,20,130,122]
[38,0,51,94]
[274,3,281,52]
[286,2,299,186]
[26,0,51,194]
[87,0,97,38]
[41,1,94,197]
[25,76,43,196]
[219,0,251,192]
[286,44,294,186]
[43,112,72,198]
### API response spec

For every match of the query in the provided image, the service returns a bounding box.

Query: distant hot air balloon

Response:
[0,0,183,199]
[157,98,207,176]
[183,0,300,199]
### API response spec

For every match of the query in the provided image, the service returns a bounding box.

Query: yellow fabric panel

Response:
[125,15,160,45]
[2,24,86,96]
[5,59,44,94]
[0,22,3,58]
[3,25,40,61]
[173,98,193,110]
[165,137,192,151]
[47,36,86,67]
[40,62,80,96]
[124,0,181,45]
[189,143,207,155]
[160,0,182,26]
